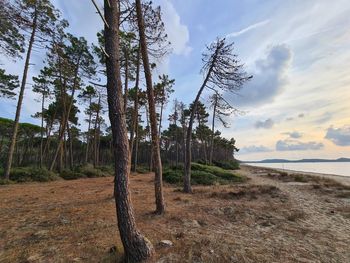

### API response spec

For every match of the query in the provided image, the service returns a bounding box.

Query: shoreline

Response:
[241,164,350,186]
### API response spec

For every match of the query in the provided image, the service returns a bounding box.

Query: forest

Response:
[2,1,349,263]
[0,0,251,260]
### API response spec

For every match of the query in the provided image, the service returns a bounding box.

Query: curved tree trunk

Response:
[136,0,165,214]
[209,94,217,165]
[4,11,37,179]
[104,1,154,261]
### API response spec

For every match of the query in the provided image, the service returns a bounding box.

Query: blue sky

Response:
[1,0,350,161]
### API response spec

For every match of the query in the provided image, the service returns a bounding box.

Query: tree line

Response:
[0,0,251,261]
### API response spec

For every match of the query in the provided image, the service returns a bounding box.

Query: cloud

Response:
[255,118,274,129]
[240,145,273,154]
[276,139,324,151]
[325,125,350,146]
[283,131,303,139]
[227,44,292,107]
[160,0,192,56]
[315,111,333,124]
[227,19,270,38]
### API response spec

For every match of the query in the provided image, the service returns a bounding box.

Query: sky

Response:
[1,0,350,161]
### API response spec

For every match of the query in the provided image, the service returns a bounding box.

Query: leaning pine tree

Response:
[135,0,166,214]
[184,38,252,193]
[103,0,154,261]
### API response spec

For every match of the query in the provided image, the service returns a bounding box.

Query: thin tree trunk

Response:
[104,1,154,261]
[50,63,80,171]
[67,121,74,169]
[129,44,141,157]
[136,0,165,214]
[124,49,129,113]
[209,94,217,165]
[93,95,101,168]
[85,96,93,163]
[40,92,45,168]
[3,11,37,179]
[184,56,217,193]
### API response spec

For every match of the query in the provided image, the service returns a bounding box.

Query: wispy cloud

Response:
[227,19,270,38]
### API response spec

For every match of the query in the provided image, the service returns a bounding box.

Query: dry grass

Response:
[1,170,350,262]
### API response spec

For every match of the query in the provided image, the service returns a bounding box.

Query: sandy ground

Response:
[0,166,349,263]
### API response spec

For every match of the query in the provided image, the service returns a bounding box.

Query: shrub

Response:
[74,164,113,178]
[213,159,240,170]
[163,162,244,185]
[0,178,14,185]
[60,170,86,180]
[9,167,59,182]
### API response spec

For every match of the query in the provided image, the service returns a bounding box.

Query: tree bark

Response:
[184,52,218,193]
[129,44,140,159]
[67,121,74,170]
[209,94,217,165]
[136,0,165,214]
[40,91,45,168]
[85,95,93,163]
[104,1,154,261]
[3,10,37,179]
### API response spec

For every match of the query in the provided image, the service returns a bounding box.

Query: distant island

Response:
[243,157,350,163]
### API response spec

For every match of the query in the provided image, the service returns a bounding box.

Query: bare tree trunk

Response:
[133,118,139,173]
[124,49,129,113]
[93,95,101,168]
[40,92,45,168]
[67,121,74,170]
[129,44,140,157]
[209,94,217,165]
[3,11,37,179]
[85,96,93,163]
[104,1,154,261]
[136,0,165,214]
[184,58,217,193]
[50,68,79,171]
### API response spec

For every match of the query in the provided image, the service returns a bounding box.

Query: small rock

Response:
[209,249,214,254]
[27,254,41,262]
[159,240,173,247]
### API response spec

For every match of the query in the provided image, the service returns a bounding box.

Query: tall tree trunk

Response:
[93,95,101,168]
[3,11,37,179]
[67,121,74,170]
[133,118,139,173]
[85,96,93,163]
[129,44,141,157]
[184,58,217,193]
[124,49,129,113]
[136,0,165,214]
[209,94,217,165]
[39,92,45,168]
[50,65,79,171]
[104,1,154,261]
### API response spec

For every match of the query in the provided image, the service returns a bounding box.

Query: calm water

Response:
[247,162,350,177]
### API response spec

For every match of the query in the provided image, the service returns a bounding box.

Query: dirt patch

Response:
[209,184,287,201]
[1,168,350,262]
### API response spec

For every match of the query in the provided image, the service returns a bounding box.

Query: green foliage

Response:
[0,69,19,98]
[8,167,59,182]
[163,162,244,185]
[213,159,240,170]
[60,170,86,180]
[75,164,112,178]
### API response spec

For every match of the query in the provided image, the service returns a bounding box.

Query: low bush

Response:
[163,162,244,185]
[73,164,113,178]
[212,159,240,170]
[7,167,59,182]
[60,170,86,180]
